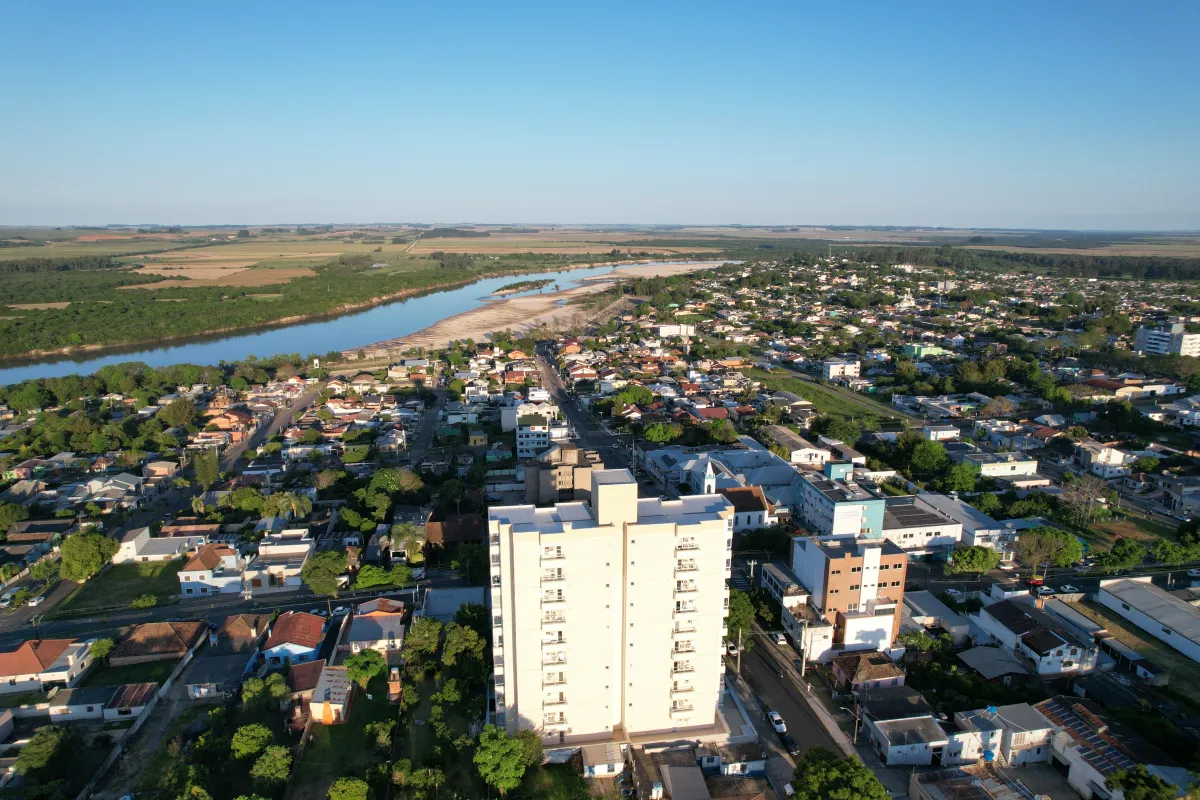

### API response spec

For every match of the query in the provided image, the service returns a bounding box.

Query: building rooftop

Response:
[913,765,1040,800]
[1101,578,1200,648]
[874,715,949,747]
[956,646,1030,679]
[593,468,635,485]
[883,496,956,531]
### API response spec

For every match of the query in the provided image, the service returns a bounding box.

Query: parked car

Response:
[1187,569,1200,578]
[1036,586,1055,597]
[998,562,1017,571]
[1026,577,1045,587]
[726,641,742,655]
[767,711,786,733]
[1059,584,1079,593]
[28,594,45,607]
[944,588,965,602]
[773,632,786,646]
[780,732,800,756]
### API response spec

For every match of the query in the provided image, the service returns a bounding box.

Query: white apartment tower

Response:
[488,469,734,746]
[1134,323,1200,357]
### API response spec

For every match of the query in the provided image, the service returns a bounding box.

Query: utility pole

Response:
[735,628,743,675]
[799,616,808,677]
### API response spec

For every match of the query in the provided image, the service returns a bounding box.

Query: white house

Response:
[972,599,1099,676]
[178,544,244,596]
[113,527,207,564]
[952,704,1054,766]
[1074,441,1135,478]
[0,638,96,694]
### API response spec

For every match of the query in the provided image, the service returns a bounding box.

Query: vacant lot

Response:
[7,301,71,310]
[1067,599,1200,703]
[80,657,179,688]
[58,560,183,613]
[1089,516,1177,548]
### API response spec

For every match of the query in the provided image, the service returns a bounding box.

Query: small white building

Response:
[113,527,207,564]
[953,704,1054,766]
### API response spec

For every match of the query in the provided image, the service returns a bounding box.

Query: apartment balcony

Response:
[541,550,565,561]
[671,685,694,696]
[672,663,695,675]
[543,653,568,666]
[490,555,501,567]
[676,541,699,552]
[542,636,566,647]
[543,719,570,732]
[674,606,697,615]
[673,644,696,655]
[672,624,697,637]
[541,595,566,607]
[543,675,567,686]
[675,560,698,573]
[543,696,568,708]
[489,534,500,547]
[541,570,565,583]
[673,589,698,599]
[542,612,566,625]
[670,705,694,718]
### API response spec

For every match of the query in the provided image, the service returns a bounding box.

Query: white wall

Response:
[1098,585,1200,664]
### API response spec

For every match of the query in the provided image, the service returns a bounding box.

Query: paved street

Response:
[219,386,321,472]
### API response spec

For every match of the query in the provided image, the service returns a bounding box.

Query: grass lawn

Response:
[57,560,184,613]
[1067,599,1200,708]
[1089,516,1177,548]
[745,368,897,425]
[522,763,596,800]
[291,675,398,800]
[79,657,179,687]
[0,689,48,707]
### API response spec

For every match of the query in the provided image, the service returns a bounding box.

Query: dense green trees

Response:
[59,527,118,581]
[946,545,1001,575]
[301,549,347,596]
[790,746,887,800]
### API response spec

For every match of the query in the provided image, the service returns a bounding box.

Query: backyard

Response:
[1088,516,1178,548]
[55,560,184,615]
[291,674,399,800]
[80,657,180,688]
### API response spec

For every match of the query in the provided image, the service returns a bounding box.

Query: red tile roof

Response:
[0,639,75,677]
[183,543,238,572]
[266,611,325,650]
[718,486,773,514]
[107,682,158,709]
[287,658,327,693]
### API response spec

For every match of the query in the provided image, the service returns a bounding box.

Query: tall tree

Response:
[725,588,755,649]
[1105,765,1178,800]
[474,725,528,796]
[194,447,219,490]
[59,528,118,581]
[344,649,386,689]
[301,549,347,596]
[945,545,1000,575]
[790,746,887,800]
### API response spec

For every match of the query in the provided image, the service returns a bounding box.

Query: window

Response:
[831,569,841,575]
[851,566,861,573]
[891,581,901,587]
[849,584,860,591]
[830,588,839,594]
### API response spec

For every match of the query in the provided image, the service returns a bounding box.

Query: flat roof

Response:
[1101,578,1200,647]
[873,716,949,747]
[883,498,956,531]
[593,468,635,485]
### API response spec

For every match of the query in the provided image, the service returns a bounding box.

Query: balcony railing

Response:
[541,549,564,561]
[671,685,694,695]
[676,561,698,572]
[543,653,567,666]
[676,541,699,551]
[542,571,565,583]
[543,676,566,686]
[543,612,565,624]
[674,606,697,615]
[672,663,695,674]
[541,594,565,606]
[490,534,500,546]
[673,623,697,635]
[543,697,567,707]
[673,644,696,654]
[542,636,566,647]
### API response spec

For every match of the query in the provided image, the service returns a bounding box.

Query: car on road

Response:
[1026,577,1045,587]
[1188,569,1200,578]
[27,594,45,607]
[726,641,742,655]
[1059,584,1079,593]
[767,711,786,733]
[998,562,1017,571]
[779,732,800,756]
[1036,586,1055,597]
[773,632,786,646]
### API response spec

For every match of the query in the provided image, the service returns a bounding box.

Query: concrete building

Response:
[880,496,962,558]
[515,421,571,459]
[1098,577,1200,664]
[953,703,1054,766]
[962,451,1039,478]
[244,528,314,593]
[0,639,96,695]
[717,486,776,533]
[524,443,596,506]
[1074,440,1136,479]
[501,401,560,433]
[1135,323,1200,357]
[790,535,906,660]
[914,493,1017,561]
[821,359,860,380]
[763,425,828,467]
[797,462,886,538]
[921,425,959,442]
[487,469,734,747]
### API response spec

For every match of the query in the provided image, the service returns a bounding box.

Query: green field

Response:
[57,560,184,614]
[1087,516,1177,548]
[745,367,905,425]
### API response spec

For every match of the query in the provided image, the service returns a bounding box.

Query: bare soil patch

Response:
[7,302,71,310]
[119,266,314,289]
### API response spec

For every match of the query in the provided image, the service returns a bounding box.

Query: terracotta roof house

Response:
[285,657,327,730]
[0,638,97,695]
[179,543,244,597]
[263,611,325,666]
[109,621,207,666]
[423,513,485,561]
[831,651,906,692]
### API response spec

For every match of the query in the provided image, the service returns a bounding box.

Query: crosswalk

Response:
[730,570,753,591]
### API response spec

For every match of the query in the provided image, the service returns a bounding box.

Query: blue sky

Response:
[1,1,1197,229]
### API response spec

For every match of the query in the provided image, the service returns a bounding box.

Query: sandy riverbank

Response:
[349,259,730,354]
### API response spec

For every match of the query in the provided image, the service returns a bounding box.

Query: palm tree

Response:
[392,522,422,561]
[191,495,208,515]
[263,492,312,520]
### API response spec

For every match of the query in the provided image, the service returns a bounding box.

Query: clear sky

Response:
[2,1,1197,230]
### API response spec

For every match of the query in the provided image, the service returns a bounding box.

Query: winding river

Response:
[0,261,727,384]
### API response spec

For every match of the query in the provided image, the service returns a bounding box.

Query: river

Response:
[0,261,729,384]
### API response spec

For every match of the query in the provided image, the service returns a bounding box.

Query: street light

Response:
[838,705,862,743]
